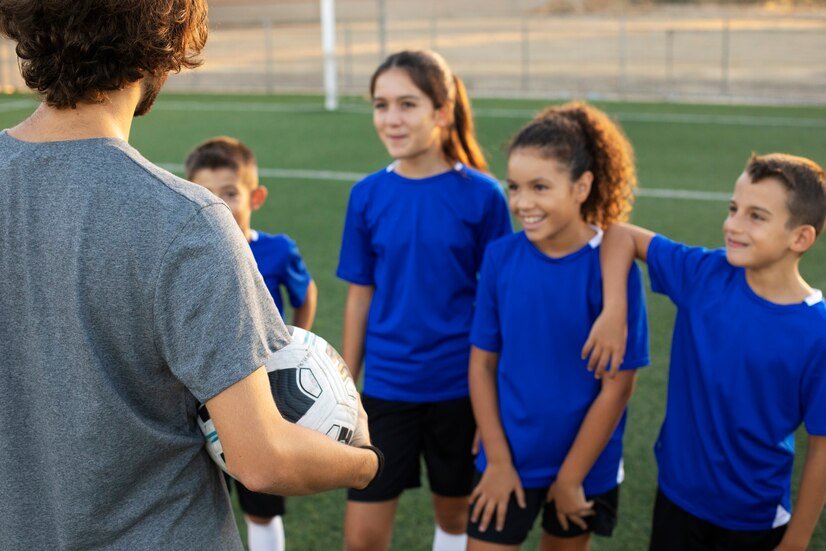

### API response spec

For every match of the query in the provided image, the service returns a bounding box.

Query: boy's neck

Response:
[744,256,814,305]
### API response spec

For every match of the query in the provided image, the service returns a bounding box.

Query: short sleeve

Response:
[281,238,312,308]
[475,185,513,269]
[470,248,502,352]
[646,235,714,308]
[802,346,826,435]
[620,262,650,371]
[336,185,376,285]
[153,204,290,402]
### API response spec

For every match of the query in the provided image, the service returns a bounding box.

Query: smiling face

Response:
[371,68,448,166]
[190,166,265,241]
[723,172,801,269]
[507,147,593,256]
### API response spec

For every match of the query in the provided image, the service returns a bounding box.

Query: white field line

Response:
[0,98,822,128]
[161,163,730,202]
[152,100,826,128]
[0,99,37,112]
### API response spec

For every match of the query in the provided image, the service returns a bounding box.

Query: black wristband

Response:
[358,444,385,491]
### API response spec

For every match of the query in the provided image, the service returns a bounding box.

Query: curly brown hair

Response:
[508,101,637,229]
[0,0,207,108]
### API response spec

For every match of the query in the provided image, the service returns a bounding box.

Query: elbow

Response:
[616,387,634,407]
[613,377,636,405]
[614,385,636,408]
[229,446,323,497]
[601,376,637,407]
[233,469,272,495]
[305,281,318,309]
[225,445,294,496]
[226,458,272,495]
[233,463,307,497]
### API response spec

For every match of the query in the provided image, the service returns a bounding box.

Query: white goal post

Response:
[320,0,338,111]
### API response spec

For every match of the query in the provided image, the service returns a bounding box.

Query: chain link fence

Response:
[0,4,824,104]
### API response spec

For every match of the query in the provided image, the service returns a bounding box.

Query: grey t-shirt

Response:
[0,131,289,550]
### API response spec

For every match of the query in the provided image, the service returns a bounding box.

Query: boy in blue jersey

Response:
[591,153,826,550]
[185,136,318,551]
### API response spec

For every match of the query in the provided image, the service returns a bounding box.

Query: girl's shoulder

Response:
[455,164,504,191]
[348,165,399,208]
[483,232,525,263]
[353,165,395,189]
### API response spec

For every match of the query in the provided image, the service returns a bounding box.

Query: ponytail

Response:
[510,101,637,228]
[442,74,487,171]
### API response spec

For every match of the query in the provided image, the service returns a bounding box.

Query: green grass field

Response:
[2,93,824,550]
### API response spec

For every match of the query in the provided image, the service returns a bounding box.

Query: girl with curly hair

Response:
[466,102,650,551]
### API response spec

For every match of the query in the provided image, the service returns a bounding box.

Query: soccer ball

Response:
[197,326,360,476]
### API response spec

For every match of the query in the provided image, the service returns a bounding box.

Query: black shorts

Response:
[347,394,476,502]
[225,475,286,518]
[649,489,787,551]
[467,472,619,546]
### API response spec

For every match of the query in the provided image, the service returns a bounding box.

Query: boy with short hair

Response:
[590,153,826,550]
[185,136,319,551]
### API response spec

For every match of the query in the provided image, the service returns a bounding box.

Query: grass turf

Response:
[2,92,823,549]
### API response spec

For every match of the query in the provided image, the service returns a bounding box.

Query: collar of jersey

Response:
[737,269,823,310]
[385,160,465,181]
[523,225,603,263]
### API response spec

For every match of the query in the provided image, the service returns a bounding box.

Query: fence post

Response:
[263,19,274,94]
[720,18,730,95]
[0,40,6,93]
[665,28,674,95]
[344,23,353,94]
[321,0,338,110]
[521,19,530,93]
[618,16,627,96]
[377,0,387,61]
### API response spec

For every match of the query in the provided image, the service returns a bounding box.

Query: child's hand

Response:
[582,308,627,379]
[469,462,526,533]
[546,479,594,531]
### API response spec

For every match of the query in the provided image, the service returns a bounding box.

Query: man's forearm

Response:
[238,421,379,495]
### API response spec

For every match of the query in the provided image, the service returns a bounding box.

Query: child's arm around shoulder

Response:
[583,223,655,379]
[776,435,826,551]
